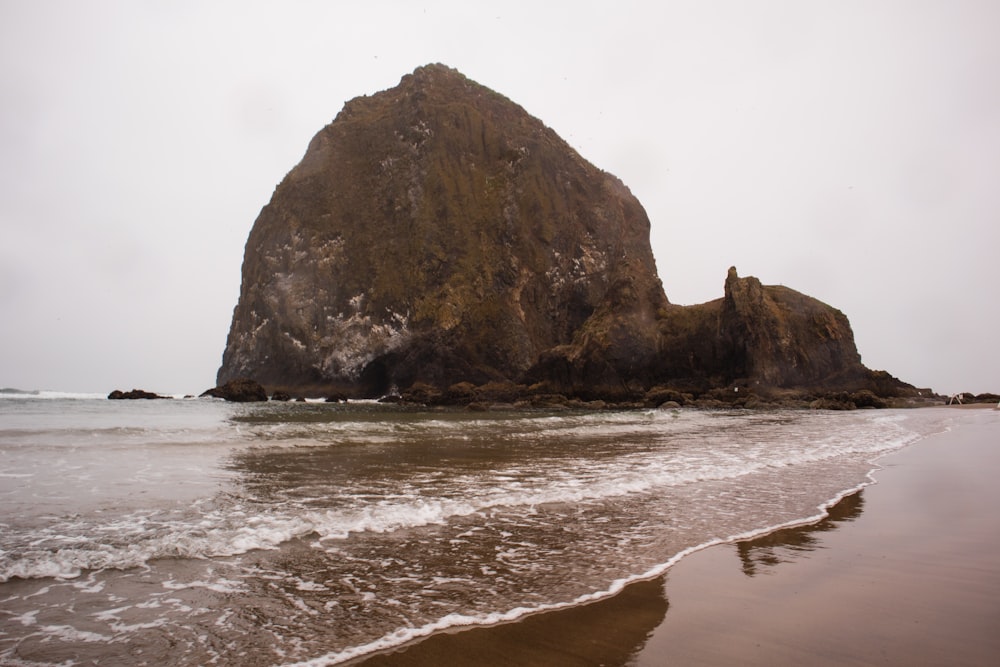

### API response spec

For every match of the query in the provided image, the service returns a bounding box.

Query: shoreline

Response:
[351,408,1000,666]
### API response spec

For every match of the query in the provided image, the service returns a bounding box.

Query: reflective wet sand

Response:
[356,409,1000,666]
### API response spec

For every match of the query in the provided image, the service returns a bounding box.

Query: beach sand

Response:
[355,408,1000,666]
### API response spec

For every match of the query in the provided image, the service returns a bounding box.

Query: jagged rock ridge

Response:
[218,64,908,401]
[650,268,871,393]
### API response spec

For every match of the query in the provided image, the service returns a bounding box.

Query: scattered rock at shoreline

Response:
[200,378,268,402]
[108,389,170,400]
[949,392,1000,405]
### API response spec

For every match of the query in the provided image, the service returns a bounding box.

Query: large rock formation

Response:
[218,64,909,402]
[219,64,667,397]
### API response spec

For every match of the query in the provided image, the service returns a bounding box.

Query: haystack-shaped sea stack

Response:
[218,64,668,397]
[218,64,909,401]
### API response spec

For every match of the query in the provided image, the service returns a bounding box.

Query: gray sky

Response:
[2,1,997,395]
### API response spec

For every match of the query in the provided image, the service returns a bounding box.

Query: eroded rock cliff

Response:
[218,64,910,402]
[653,267,873,393]
[219,64,667,396]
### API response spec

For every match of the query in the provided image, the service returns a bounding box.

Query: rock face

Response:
[108,389,169,400]
[200,378,269,403]
[218,64,905,401]
[652,267,872,393]
[219,64,667,397]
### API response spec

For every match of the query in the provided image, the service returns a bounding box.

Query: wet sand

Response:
[355,409,1000,666]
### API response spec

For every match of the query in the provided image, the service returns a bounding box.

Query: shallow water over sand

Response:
[0,397,954,665]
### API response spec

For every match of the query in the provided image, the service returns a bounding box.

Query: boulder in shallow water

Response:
[108,389,169,400]
[200,378,268,402]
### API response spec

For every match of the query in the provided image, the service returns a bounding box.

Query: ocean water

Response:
[0,393,954,665]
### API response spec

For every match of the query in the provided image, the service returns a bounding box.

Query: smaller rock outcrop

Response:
[108,389,169,400]
[200,378,269,402]
[653,267,890,394]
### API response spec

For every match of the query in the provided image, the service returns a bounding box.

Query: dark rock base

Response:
[200,378,269,402]
[108,389,170,400]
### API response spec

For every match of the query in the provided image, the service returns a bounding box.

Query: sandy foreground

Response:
[355,407,1000,666]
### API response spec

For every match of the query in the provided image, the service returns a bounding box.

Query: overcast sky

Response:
[2,1,997,395]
